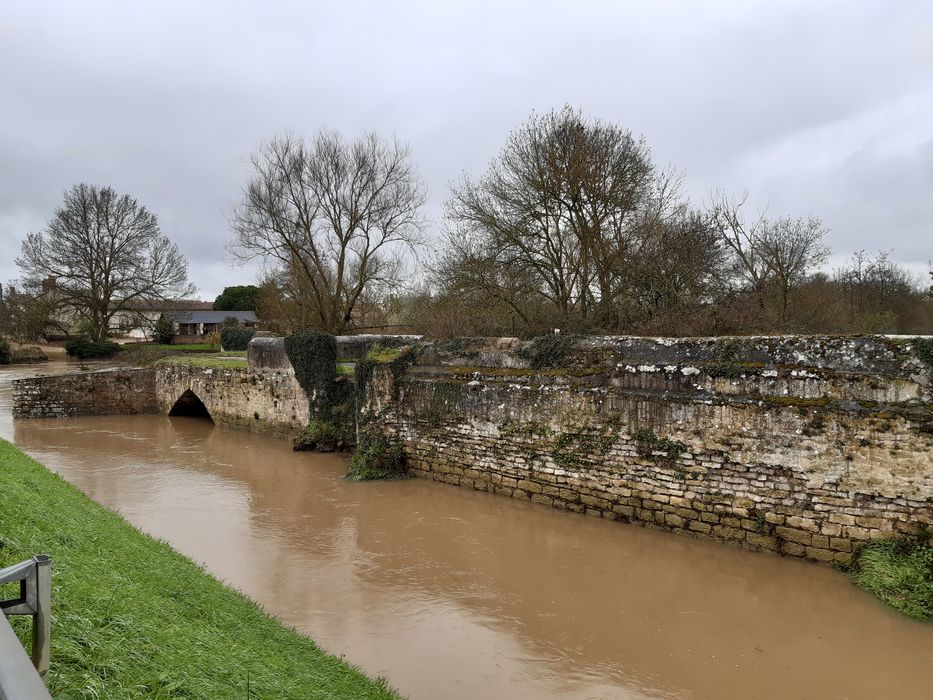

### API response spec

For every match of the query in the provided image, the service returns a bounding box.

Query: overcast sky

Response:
[2,1,931,299]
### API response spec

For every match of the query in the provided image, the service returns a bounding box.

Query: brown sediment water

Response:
[1,364,931,699]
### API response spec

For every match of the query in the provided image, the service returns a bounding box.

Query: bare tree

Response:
[757,215,829,322]
[834,250,917,330]
[0,281,60,341]
[443,107,705,332]
[230,131,426,334]
[623,207,727,328]
[710,191,828,323]
[709,191,773,309]
[17,184,195,340]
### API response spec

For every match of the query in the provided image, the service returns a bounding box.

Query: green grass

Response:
[849,535,933,621]
[365,345,405,363]
[0,440,402,699]
[156,355,248,370]
[149,344,217,352]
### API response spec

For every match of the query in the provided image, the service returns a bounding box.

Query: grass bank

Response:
[156,353,248,370]
[0,440,401,699]
[849,534,933,622]
[149,344,218,352]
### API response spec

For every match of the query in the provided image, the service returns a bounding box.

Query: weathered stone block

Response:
[845,526,871,540]
[746,533,778,550]
[805,547,835,563]
[786,516,819,532]
[811,535,830,549]
[775,527,812,546]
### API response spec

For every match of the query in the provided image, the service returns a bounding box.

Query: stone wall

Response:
[11,362,311,438]
[333,334,423,361]
[12,368,158,418]
[247,334,424,371]
[154,363,310,437]
[363,335,933,563]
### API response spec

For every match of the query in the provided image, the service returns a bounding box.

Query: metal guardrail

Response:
[0,555,52,700]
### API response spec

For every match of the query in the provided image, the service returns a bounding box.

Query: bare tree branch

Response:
[16,184,195,340]
[230,131,426,333]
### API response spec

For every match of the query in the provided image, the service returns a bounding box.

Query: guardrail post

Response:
[32,554,51,676]
[0,554,52,679]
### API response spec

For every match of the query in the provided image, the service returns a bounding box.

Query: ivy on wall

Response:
[284,329,338,419]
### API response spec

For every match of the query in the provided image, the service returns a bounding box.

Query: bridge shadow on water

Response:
[168,390,214,422]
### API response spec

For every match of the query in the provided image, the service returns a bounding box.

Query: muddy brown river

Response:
[1,363,931,698]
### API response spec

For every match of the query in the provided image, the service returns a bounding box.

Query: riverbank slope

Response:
[0,439,400,699]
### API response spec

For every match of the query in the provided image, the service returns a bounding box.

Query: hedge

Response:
[220,327,256,351]
[64,337,122,359]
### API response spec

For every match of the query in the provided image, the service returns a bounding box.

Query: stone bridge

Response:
[153,363,310,437]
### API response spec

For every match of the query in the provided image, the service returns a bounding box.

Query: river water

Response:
[1,363,931,699]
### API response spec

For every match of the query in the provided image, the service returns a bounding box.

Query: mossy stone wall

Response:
[362,335,933,563]
[12,369,159,418]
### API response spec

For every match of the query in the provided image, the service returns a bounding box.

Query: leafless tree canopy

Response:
[230,131,426,334]
[400,108,932,338]
[0,282,60,341]
[710,192,829,322]
[438,107,724,333]
[16,184,195,340]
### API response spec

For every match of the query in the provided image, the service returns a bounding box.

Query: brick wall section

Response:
[12,369,158,418]
[363,336,933,563]
[154,363,310,437]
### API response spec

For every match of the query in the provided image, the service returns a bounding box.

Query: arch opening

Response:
[169,389,213,421]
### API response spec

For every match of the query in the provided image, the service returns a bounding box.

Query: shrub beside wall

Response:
[153,314,176,345]
[220,327,256,351]
[0,337,10,364]
[65,338,122,359]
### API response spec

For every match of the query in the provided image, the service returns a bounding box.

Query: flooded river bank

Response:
[1,363,931,698]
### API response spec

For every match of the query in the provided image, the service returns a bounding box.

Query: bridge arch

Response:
[168,389,213,421]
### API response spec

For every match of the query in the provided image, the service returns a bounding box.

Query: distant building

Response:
[175,310,257,337]
[109,301,255,339]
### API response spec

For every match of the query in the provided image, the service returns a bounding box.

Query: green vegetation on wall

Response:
[347,428,406,481]
[0,440,400,699]
[849,532,933,621]
[0,336,10,364]
[520,333,577,369]
[354,342,414,410]
[293,419,353,452]
[284,329,337,416]
[156,354,248,370]
[284,330,358,452]
[219,327,255,352]
[350,342,417,478]
[914,338,933,368]
[631,428,687,465]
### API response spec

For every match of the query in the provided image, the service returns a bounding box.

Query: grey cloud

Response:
[2,0,931,298]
